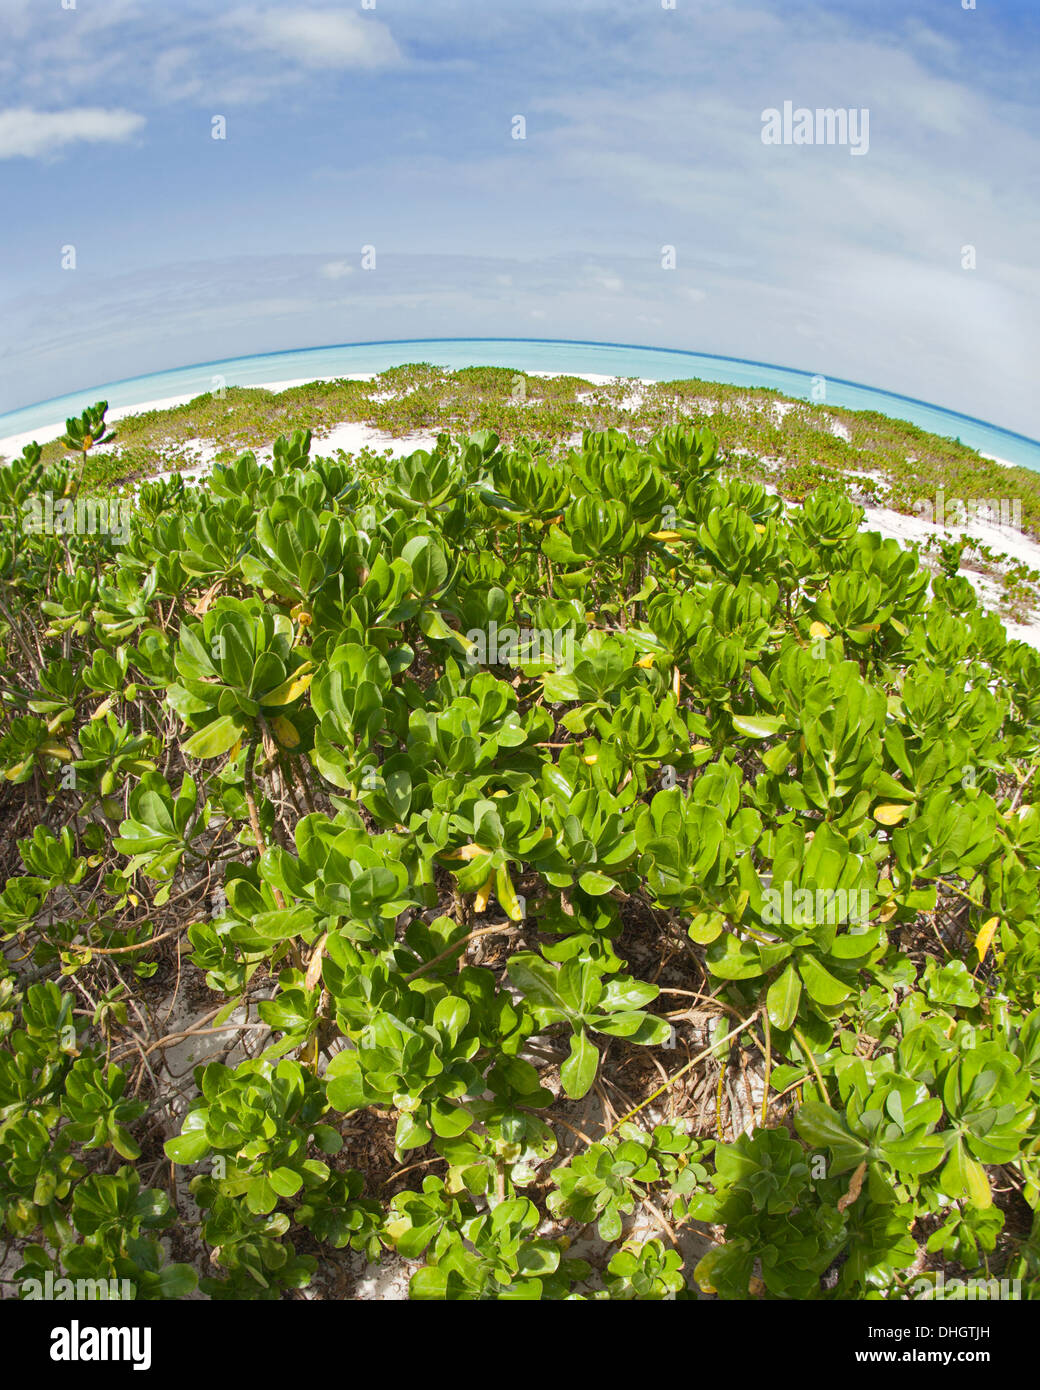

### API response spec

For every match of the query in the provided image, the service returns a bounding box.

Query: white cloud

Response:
[320,260,355,280]
[235,8,402,70]
[586,267,624,293]
[0,106,144,159]
[151,47,204,103]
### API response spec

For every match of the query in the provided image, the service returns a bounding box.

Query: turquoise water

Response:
[3,337,1039,472]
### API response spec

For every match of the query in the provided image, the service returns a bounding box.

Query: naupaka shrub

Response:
[0,405,1038,1300]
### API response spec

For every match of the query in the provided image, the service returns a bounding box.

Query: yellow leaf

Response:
[963,1153,993,1209]
[473,872,494,914]
[879,898,898,923]
[496,865,525,922]
[754,523,767,535]
[192,581,222,617]
[975,916,999,962]
[91,699,114,721]
[305,933,329,992]
[582,754,598,766]
[440,843,486,862]
[649,530,682,542]
[809,621,830,639]
[837,1160,867,1214]
[635,654,655,669]
[271,715,300,748]
[262,665,314,706]
[693,1250,721,1295]
[39,742,72,761]
[874,804,907,826]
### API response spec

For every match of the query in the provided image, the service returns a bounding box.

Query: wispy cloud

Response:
[229,7,403,71]
[0,1,1038,436]
[0,106,145,159]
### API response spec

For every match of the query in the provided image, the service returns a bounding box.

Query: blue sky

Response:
[1,0,1039,434]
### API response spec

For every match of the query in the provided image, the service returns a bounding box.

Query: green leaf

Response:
[767,963,802,1032]
[706,932,770,982]
[396,1111,433,1152]
[156,1264,199,1298]
[577,870,615,896]
[762,741,796,775]
[410,1266,450,1299]
[731,714,783,739]
[182,715,247,760]
[507,954,572,1019]
[797,953,851,1006]
[311,1124,343,1155]
[164,1130,211,1165]
[269,1166,304,1198]
[943,1139,993,1208]
[429,1099,474,1138]
[560,1030,599,1099]
[793,1102,869,1174]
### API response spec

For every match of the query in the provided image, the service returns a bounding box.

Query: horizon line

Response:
[3,336,1040,451]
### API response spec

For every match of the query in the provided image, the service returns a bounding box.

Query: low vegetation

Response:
[0,389,1038,1300]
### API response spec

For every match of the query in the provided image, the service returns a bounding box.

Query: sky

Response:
[0,0,1038,435]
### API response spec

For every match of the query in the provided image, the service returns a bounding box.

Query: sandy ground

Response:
[2,374,1038,647]
[0,375,376,459]
[854,501,1040,646]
